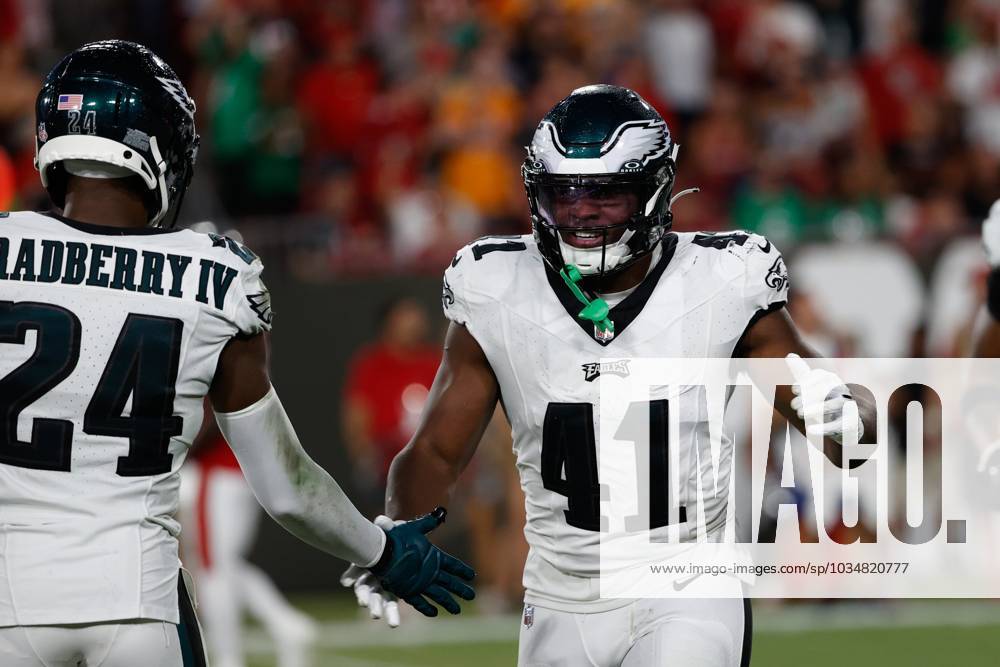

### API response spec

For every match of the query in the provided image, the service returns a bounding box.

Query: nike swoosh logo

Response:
[672,572,702,591]
[757,239,772,253]
[451,254,462,268]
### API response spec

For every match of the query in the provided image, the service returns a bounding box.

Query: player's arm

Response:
[344,321,496,626]
[208,332,387,563]
[385,321,500,519]
[209,332,474,615]
[740,307,876,468]
[187,397,221,458]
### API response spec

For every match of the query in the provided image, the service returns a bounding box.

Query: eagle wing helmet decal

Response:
[527,121,567,164]
[601,120,669,171]
[530,119,669,173]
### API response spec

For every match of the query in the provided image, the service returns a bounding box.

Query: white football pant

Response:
[517,597,751,667]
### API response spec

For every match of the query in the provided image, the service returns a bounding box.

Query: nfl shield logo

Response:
[595,324,614,343]
[37,123,48,142]
[523,604,534,628]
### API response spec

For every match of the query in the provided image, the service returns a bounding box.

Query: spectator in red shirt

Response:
[859,7,943,148]
[297,27,379,160]
[0,147,15,210]
[342,297,441,507]
[0,0,18,43]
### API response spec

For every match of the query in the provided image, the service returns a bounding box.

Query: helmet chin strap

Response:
[559,263,614,335]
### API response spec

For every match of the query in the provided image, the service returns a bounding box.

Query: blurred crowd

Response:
[0,0,998,281]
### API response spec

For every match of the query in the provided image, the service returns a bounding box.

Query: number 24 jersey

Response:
[0,211,271,626]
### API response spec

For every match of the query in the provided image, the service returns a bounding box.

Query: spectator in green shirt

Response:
[731,153,809,247]
[813,148,888,242]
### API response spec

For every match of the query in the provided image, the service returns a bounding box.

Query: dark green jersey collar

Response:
[41,210,181,235]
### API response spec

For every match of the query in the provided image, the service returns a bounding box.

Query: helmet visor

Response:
[536,182,642,249]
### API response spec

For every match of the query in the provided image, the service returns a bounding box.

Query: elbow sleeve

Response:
[215,387,302,517]
[214,387,385,566]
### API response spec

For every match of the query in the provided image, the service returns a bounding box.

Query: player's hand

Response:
[983,199,1000,267]
[340,516,401,627]
[368,507,475,617]
[340,565,400,627]
[785,353,863,444]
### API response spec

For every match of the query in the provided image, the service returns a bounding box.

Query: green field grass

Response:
[296,627,1000,667]
[242,597,1000,667]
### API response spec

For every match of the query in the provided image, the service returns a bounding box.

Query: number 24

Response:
[67,110,96,135]
[0,301,183,476]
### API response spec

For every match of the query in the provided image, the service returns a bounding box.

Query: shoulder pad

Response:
[690,231,755,251]
[466,236,528,262]
[195,232,271,334]
[736,232,788,310]
[207,232,259,265]
[441,235,533,326]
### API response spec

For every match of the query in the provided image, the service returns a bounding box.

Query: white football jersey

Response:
[0,211,271,626]
[442,231,788,612]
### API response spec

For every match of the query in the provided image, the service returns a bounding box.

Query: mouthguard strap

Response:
[559,264,615,335]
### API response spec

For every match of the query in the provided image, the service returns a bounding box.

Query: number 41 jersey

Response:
[0,211,272,626]
[442,231,788,613]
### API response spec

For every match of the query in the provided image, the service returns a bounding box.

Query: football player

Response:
[349,85,873,665]
[0,41,473,667]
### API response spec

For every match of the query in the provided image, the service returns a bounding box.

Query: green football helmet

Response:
[522,84,679,279]
[35,40,199,228]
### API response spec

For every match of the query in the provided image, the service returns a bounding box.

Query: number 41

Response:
[540,400,686,532]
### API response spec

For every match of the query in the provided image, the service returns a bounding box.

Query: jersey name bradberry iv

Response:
[0,211,271,626]
[443,231,788,612]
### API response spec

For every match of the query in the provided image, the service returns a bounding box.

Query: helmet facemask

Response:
[524,157,676,282]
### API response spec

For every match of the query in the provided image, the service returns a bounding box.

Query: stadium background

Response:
[3,0,1000,665]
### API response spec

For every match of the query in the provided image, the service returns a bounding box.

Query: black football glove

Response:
[369,507,476,617]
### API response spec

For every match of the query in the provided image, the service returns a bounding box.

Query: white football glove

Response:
[786,353,863,444]
[983,199,1000,267]
[339,515,401,628]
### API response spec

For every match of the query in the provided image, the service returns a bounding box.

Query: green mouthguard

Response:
[559,264,614,335]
